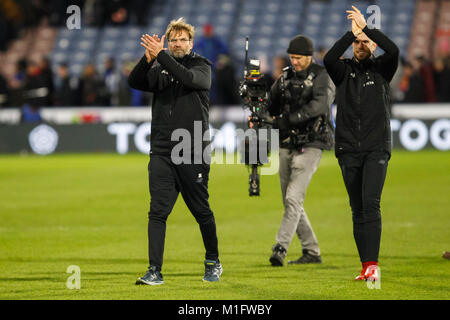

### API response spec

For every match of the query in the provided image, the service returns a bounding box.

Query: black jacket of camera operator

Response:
[268,63,335,150]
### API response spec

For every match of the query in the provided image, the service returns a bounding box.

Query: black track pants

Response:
[147,155,219,271]
[338,151,389,263]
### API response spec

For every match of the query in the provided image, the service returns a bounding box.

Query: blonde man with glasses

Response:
[129,18,222,285]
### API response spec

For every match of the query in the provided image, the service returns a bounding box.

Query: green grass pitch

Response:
[0,150,449,300]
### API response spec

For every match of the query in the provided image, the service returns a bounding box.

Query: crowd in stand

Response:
[0,0,449,114]
[0,49,242,110]
[0,48,449,113]
[0,56,152,109]
[393,55,450,103]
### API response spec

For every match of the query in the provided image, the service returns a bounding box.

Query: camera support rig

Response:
[239,37,272,196]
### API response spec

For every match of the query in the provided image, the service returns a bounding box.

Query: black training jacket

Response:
[323,26,399,157]
[128,51,212,156]
[268,63,335,150]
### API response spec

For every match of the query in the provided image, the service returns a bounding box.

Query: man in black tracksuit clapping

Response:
[324,6,399,281]
[128,18,222,285]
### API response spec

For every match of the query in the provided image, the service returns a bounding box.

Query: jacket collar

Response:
[352,55,375,70]
[175,52,212,65]
[293,62,314,79]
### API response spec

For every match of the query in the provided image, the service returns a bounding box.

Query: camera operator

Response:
[265,35,335,266]
[323,6,399,281]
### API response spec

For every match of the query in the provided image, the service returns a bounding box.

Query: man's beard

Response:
[355,51,371,62]
[170,48,190,59]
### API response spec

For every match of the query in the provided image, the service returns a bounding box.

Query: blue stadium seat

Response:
[283,0,304,11]
[304,25,320,37]
[98,39,117,52]
[278,24,298,38]
[265,2,280,14]
[260,13,277,25]
[308,1,327,14]
[241,14,257,26]
[69,63,84,77]
[241,1,260,12]
[277,37,291,49]
[218,1,238,14]
[215,14,233,26]
[375,0,394,10]
[191,15,209,27]
[329,0,347,10]
[70,51,90,64]
[54,38,72,53]
[213,25,230,39]
[51,52,69,65]
[236,25,252,38]
[324,25,341,37]
[79,27,99,40]
[284,13,300,25]
[46,0,419,89]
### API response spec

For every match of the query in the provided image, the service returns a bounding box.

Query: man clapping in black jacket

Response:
[324,6,399,282]
[128,18,222,285]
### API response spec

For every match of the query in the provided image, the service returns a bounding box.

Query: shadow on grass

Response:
[0,271,140,283]
[0,277,59,282]
[164,272,205,277]
[82,271,140,276]
[0,257,147,264]
[386,278,450,294]
[321,252,444,262]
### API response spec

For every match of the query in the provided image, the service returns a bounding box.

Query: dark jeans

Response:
[147,155,219,271]
[338,151,390,262]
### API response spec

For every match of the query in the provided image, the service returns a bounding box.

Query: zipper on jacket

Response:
[169,79,176,117]
[357,118,361,148]
[356,71,362,150]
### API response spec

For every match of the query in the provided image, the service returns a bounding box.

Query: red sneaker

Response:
[364,265,380,281]
[354,261,379,281]
[354,268,367,280]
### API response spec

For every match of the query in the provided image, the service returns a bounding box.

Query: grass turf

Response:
[0,150,449,300]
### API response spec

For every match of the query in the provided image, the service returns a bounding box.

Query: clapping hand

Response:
[140,34,166,63]
[346,6,367,36]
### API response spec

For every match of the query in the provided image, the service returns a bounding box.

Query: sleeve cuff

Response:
[156,50,170,65]
[344,31,356,41]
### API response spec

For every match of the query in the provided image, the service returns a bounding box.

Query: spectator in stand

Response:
[0,72,8,107]
[389,56,404,103]
[108,0,129,26]
[54,63,79,106]
[23,60,52,107]
[129,0,149,26]
[104,57,120,106]
[433,57,450,102]
[118,59,149,106]
[79,63,106,106]
[118,60,132,106]
[214,54,239,106]
[193,23,229,104]
[8,59,28,107]
[0,8,17,52]
[83,0,107,27]
[264,55,290,89]
[314,46,327,66]
[194,24,229,65]
[20,60,52,122]
[417,56,437,103]
[39,57,54,106]
[399,61,425,103]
